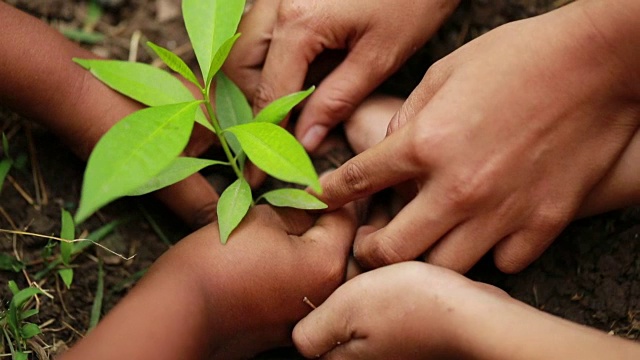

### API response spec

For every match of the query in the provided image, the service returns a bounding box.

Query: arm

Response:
[0,3,218,227]
[59,205,357,359]
[294,262,640,359]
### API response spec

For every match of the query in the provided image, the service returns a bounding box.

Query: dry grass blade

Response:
[0,229,136,261]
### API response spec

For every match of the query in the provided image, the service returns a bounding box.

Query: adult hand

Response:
[224,0,460,151]
[293,262,640,359]
[317,1,640,273]
[63,205,358,360]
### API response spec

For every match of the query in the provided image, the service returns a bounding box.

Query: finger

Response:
[224,0,280,97]
[243,160,267,189]
[493,227,562,274]
[295,39,403,151]
[317,125,424,211]
[354,190,461,269]
[425,216,512,274]
[293,289,356,358]
[153,173,219,229]
[252,18,320,114]
[386,61,452,136]
[344,95,404,155]
[304,203,359,253]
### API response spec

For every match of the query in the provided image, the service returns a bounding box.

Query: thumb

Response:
[295,39,402,152]
[293,288,356,358]
[153,173,219,229]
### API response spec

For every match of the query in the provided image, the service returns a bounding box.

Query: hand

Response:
[293,262,640,360]
[0,3,218,228]
[62,204,358,360]
[317,1,640,274]
[224,0,459,151]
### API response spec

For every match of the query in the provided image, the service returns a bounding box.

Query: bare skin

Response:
[0,3,219,228]
[293,261,640,360]
[317,0,640,274]
[224,0,460,151]
[59,204,358,360]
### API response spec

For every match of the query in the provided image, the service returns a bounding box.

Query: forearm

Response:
[59,236,218,359]
[578,0,640,101]
[0,3,140,159]
[459,297,640,360]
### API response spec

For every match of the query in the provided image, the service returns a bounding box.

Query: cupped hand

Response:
[293,261,511,359]
[161,204,359,359]
[62,204,359,360]
[224,0,459,151]
[317,2,640,274]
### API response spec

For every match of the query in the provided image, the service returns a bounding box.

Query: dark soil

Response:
[0,0,638,359]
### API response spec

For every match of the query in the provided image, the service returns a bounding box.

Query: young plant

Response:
[0,281,42,360]
[73,0,326,243]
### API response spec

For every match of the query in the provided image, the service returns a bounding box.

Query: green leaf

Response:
[217,178,251,244]
[72,58,212,131]
[20,323,41,339]
[216,72,252,156]
[75,102,200,223]
[0,158,12,194]
[11,287,41,310]
[58,268,74,289]
[89,261,104,330]
[15,352,28,360]
[128,157,227,196]
[60,209,74,266]
[8,281,19,296]
[0,253,24,272]
[147,41,201,89]
[2,132,9,157]
[225,123,321,192]
[73,59,195,106]
[206,34,241,90]
[183,0,245,81]
[261,189,327,210]
[63,29,105,44]
[20,309,38,321]
[254,87,315,124]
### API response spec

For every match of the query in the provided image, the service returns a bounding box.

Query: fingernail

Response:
[301,125,328,151]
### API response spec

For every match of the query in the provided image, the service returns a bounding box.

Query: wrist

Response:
[574,0,640,102]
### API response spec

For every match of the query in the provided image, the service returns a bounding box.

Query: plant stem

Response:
[202,91,244,181]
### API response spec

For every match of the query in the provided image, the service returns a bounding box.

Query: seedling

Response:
[73,0,326,243]
[0,281,42,360]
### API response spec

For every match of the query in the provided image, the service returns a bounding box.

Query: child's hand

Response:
[293,262,640,360]
[62,204,358,360]
[292,262,502,359]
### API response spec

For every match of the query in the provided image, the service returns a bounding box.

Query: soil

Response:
[1,0,638,359]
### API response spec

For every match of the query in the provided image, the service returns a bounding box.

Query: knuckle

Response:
[357,233,405,269]
[252,82,276,111]
[530,203,572,235]
[340,161,373,198]
[277,0,314,27]
[441,174,486,211]
[319,92,357,120]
